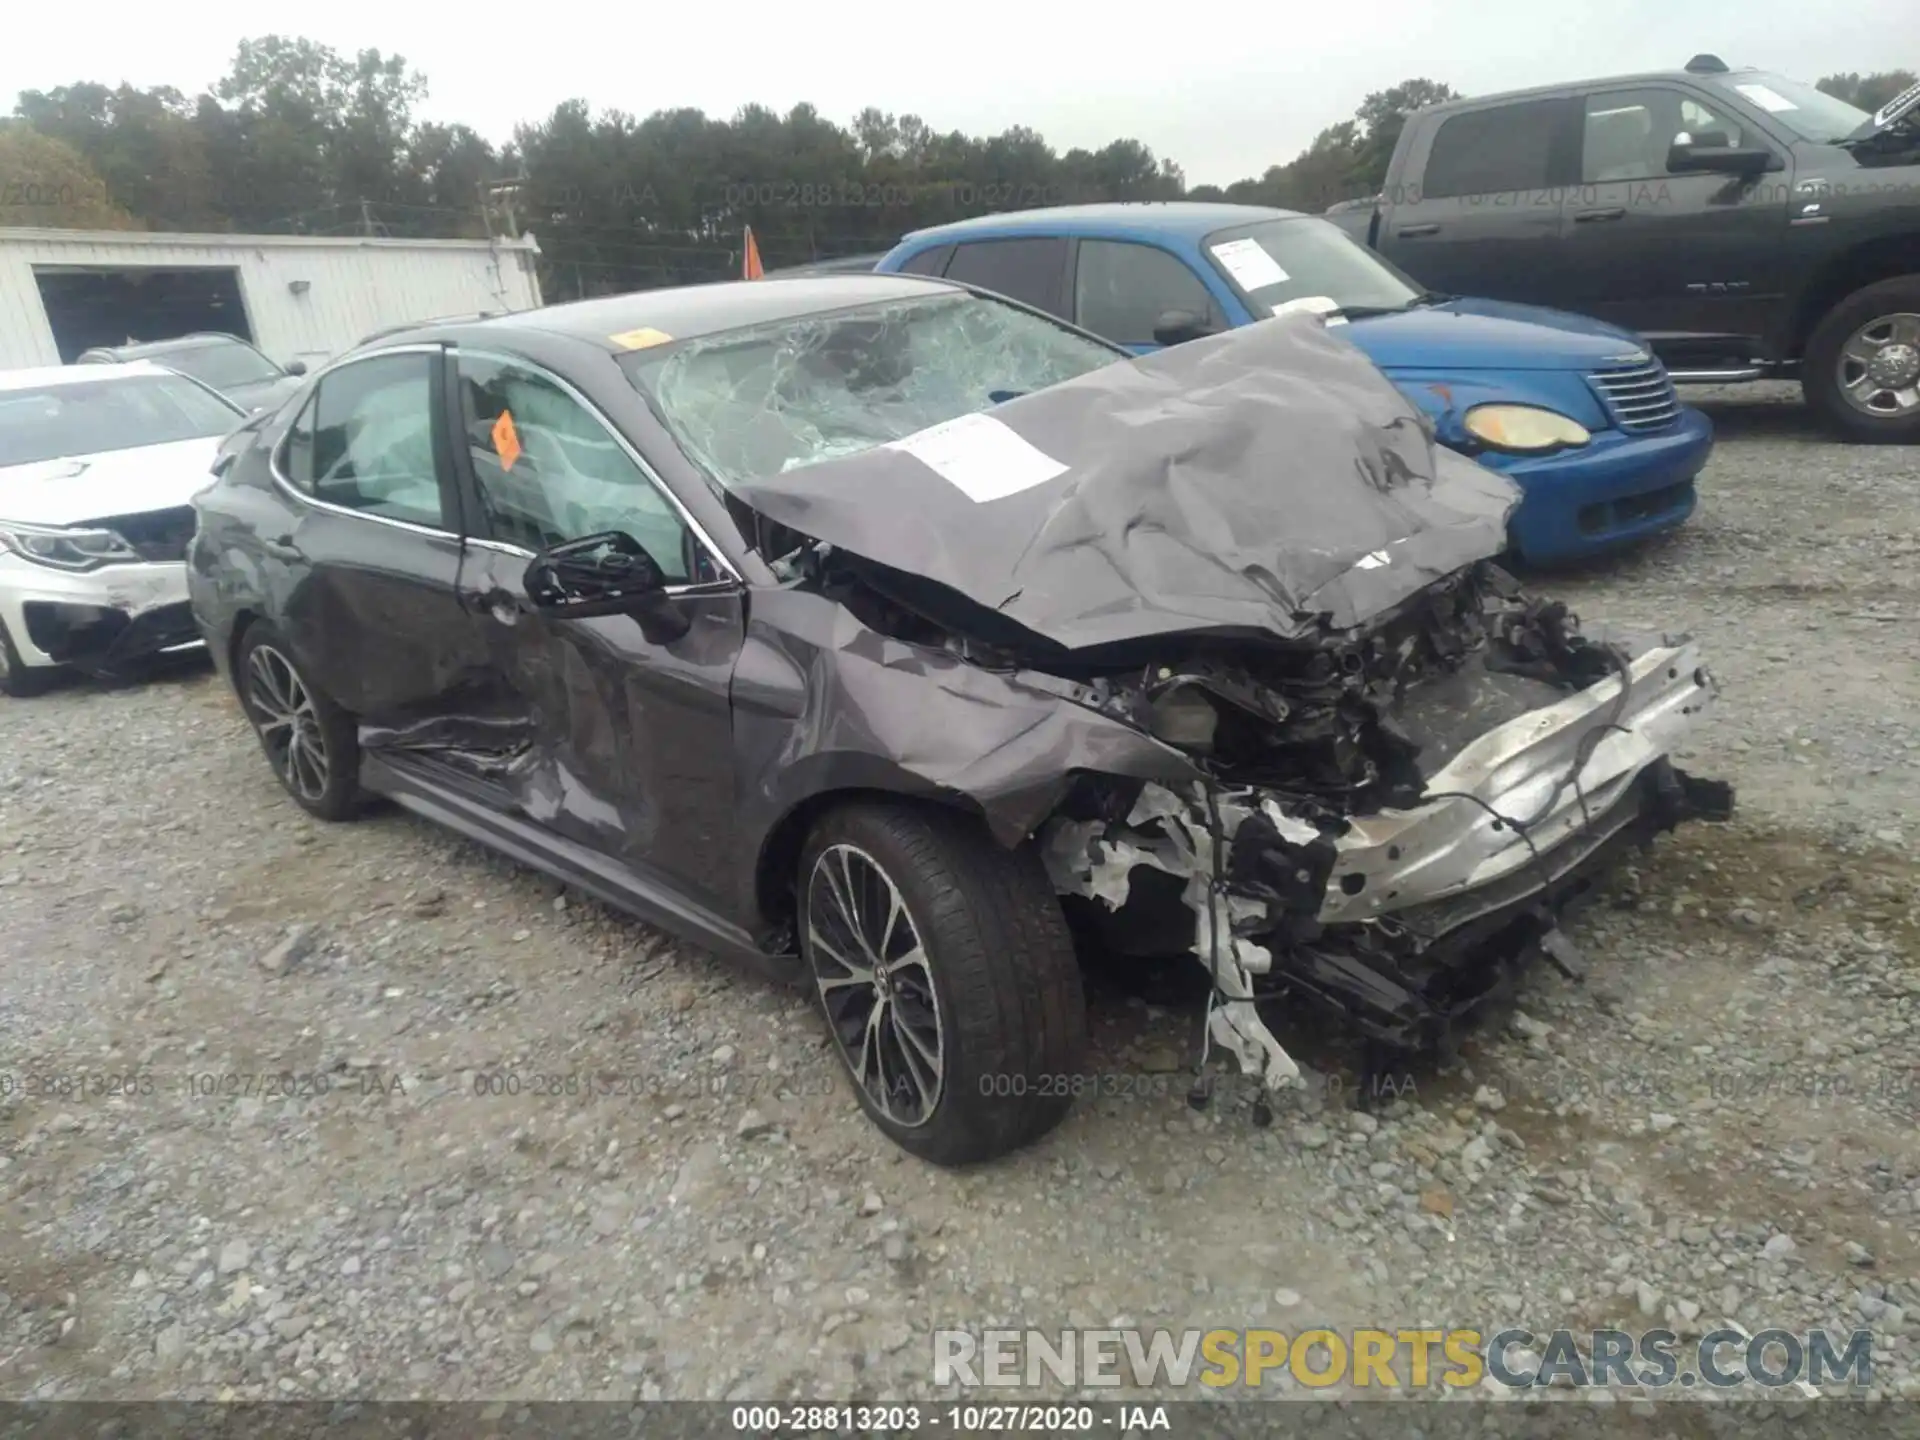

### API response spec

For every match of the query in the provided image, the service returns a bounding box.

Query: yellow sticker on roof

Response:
[608,327,673,350]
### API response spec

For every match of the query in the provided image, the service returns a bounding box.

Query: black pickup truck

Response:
[1328,57,1920,442]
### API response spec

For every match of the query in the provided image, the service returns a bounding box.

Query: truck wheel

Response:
[798,801,1087,1165]
[1803,277,1920,444]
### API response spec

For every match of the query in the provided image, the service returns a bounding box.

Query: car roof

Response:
[370,273,960,352]
[1419,65,1769,114]
[0,360,176,391]
[899,202,1302,245]
[84,333,250,358]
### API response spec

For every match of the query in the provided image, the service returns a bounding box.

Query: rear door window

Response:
[279,352,449,530]
[942,238,1071,317]
[1422,100,1575,198]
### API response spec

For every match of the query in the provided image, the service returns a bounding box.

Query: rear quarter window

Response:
[897,244,954,277]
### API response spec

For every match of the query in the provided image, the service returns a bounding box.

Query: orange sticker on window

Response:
[492,410,522,470]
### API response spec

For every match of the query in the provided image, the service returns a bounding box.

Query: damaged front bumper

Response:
[0,554,201,674]
[1043,634,1733,1089]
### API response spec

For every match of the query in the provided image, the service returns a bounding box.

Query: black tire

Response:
[233,621,362,821]
[798,802,1086,1165]
[0,617,59,698]
[1802,275,1920,444]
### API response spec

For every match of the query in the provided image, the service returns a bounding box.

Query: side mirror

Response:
[1665,140,1775,176]
[524,531,689,641]
[1152,309,1221,347]
[284,360,308,376]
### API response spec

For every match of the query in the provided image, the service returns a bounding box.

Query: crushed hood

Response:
[734,314,1520,653]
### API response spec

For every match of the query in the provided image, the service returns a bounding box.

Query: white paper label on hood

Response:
[886,412,1067,503]
[1732,83,1796,113]
[1210,238,1289,292]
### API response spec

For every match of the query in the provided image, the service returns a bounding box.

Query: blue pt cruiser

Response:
[875,203,1713,564]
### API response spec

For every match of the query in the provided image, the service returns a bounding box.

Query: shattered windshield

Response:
[620,292,1124,489]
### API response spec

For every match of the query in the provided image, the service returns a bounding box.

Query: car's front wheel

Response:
[799,802,1086,1165]
[0,617,58,698]
[234,622,361,821]
[1803,277,1920,443]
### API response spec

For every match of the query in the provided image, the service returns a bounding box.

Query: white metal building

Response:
[0,227,544,372]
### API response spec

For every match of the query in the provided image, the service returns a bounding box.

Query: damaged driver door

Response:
[443,347,747,921]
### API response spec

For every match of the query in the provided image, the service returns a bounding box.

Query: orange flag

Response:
[743,226,764,280]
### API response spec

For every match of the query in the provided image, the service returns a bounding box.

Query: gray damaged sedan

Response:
[187,274,1733,1164]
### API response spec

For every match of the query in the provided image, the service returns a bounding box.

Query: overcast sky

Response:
[4,1,1912,186]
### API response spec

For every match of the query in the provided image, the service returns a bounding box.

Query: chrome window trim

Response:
[266,344,458,541]
[450,346,744,587]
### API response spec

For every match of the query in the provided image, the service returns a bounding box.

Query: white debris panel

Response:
[1041,781,1309,1092]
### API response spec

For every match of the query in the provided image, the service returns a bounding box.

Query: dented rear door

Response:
[268,344,494,731]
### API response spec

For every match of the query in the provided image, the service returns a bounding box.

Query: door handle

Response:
[1573,207,1627,223]
[1396,223,1441,238]
[261,533,302,561]
[484,589,529,626]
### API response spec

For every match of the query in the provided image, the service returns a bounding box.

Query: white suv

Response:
[0,361,247,696]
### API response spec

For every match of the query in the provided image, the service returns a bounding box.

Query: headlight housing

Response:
[0,520,142,572]
[1149,686,1219,753]
[1462,404,1591,453]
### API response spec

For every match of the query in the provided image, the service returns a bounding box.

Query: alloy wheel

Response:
[245,643,331,803]
[805,843,946,1127]
[1837,312,1920,418]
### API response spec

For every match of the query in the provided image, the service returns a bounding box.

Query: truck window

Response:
[1422,100,1569,198]
[943,239,1070,318]
[1582,89,1747,182]
[1074,240,1220,345]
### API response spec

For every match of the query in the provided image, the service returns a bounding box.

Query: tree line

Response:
[2,36,1914,301]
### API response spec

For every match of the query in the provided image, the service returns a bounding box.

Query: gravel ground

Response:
[1,384,1916,1408]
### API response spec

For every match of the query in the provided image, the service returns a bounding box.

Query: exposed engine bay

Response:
[1022,560,1733,1089]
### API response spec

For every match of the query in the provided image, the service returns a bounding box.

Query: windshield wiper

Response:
[1312,293,1452,320]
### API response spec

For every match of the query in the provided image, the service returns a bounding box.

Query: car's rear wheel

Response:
[799,802,1086,1165]
[0,617,58,698]
[1803,277,1920,444]
[235,623,361,821]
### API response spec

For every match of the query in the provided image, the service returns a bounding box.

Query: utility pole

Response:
[479,179,524,240]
